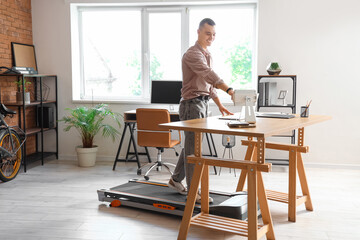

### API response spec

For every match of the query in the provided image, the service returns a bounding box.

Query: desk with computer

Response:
[112,80,218,172]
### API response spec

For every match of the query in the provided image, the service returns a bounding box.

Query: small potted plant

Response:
[60,104,122,167]
[15,78,31,104]
[266,62,282,75]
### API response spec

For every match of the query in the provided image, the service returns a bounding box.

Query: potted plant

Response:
[15,78,31,104]
[266,62,282,75]
[60,104,122,167]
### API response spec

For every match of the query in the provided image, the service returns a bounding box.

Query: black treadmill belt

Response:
[99,180,256,220]
[110,182,230,205]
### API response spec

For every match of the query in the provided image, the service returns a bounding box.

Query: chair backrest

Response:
[136,108,171,148]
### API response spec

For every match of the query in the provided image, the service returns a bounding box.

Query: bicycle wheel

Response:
[0,129,22,182]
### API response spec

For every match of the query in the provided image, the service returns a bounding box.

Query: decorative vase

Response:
[266,62,282,75]
[16,92,31,104]
[76,145,98,167]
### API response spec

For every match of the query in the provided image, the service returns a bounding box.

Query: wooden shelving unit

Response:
[257,75,297,165]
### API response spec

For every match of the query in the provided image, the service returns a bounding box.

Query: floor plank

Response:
[0,160,359,240]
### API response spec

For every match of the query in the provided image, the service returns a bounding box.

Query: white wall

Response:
[32,0,360,166]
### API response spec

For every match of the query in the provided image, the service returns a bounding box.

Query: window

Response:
[189,7,256,101]
[79,9,142,100]
[149,12,182,81]
[71,3,257,102]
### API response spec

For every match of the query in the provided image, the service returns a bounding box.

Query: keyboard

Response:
[255,112,295,119]
[218,114,242,120]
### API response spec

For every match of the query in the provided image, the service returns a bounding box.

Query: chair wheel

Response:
[144,176,149,180]
[137,169,141,175]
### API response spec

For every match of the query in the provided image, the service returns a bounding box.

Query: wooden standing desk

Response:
[159,114,330,240]
[113,110,219,172]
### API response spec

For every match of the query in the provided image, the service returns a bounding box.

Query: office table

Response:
[159,114,330,240]
[113,110,218,171]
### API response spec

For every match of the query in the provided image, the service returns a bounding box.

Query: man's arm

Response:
[216,82,234,96]
[212,83,235,116]
[212,95,234,116]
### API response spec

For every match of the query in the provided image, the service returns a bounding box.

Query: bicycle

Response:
[0,103,26,182]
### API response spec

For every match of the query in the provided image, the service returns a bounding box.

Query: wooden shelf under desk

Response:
[191,213,266,237]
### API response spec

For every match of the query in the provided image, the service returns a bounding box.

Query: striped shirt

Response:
[181,41,225,101]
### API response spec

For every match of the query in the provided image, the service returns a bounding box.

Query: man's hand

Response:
[213,97,234,116]
[218,105,233,116]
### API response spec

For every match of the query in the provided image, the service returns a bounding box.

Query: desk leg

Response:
[297,152,313,211]
[177,162,204,240]
[113,123,129,170]
[125,123,134,160]
[257,171,275,240]
[288,148,297,222]
[205,133,217,175]
[236,143,256,191]
[129,123,141,169]
[201,165,209,214]
[247,165,258,240]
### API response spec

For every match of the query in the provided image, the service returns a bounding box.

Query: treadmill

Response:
[98,179,260,220]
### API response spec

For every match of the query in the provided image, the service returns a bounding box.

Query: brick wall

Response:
[0,0,36,155]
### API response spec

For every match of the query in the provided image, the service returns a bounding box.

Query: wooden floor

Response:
[0,159,359,240]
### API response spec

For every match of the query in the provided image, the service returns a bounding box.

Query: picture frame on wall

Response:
[11,42,38,73]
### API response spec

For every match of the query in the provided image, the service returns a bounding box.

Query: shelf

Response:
[258,75,297,166]
[191,213,265,237]
[265,158,290,165]
[270,134,294,138]
[17,127,56,136]
[0,73,57,77]
[258,104,295,108]
[25,152,57,164]
[1,74,58,172]
[266,189,304,204]
[258,75,296,78]
[24,127,56,136]
[4,100,56,106]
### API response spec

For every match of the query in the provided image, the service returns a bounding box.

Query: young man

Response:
[168,18,234,203]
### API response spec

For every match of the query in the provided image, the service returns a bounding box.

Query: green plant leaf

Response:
[59,104,122,148]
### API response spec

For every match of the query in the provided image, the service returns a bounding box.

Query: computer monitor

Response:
[151,81,182,109]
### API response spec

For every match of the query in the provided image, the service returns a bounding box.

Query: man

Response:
[168,18,234,203]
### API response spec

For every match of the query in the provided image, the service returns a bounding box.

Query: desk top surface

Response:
[159,115,331,138]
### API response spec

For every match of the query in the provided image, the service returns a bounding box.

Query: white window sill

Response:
[72,99,235,106]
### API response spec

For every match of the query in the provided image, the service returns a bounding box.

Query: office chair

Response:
[136,108,181,180]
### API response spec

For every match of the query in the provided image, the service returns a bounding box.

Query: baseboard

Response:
[304,162,360,170]
[58,154,360,170]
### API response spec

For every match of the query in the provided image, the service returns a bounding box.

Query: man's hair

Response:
[199,18,216,29]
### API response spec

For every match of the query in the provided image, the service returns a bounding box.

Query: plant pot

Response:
[266,62,282,75]
[76,145,98,167]
[16,92,30,104]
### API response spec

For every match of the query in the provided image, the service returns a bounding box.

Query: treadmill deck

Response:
[98,179,257,220]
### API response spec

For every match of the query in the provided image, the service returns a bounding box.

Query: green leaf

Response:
[59,104,123,148]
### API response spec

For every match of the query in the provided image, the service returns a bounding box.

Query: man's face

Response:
[197,23,216,49]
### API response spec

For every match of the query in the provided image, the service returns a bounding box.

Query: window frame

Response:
[71,2,258,103]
